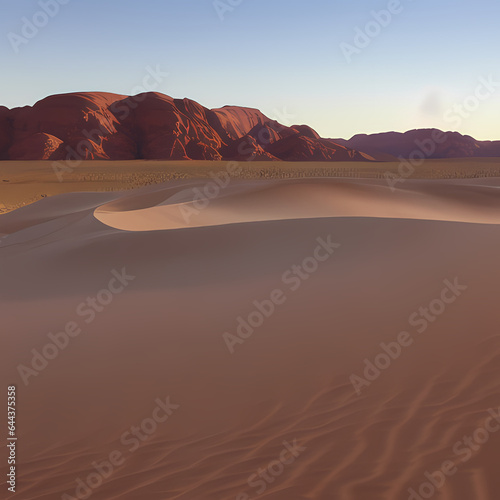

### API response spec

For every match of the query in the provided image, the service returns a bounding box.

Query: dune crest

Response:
[2,178,500,499]
[94,178,500,231]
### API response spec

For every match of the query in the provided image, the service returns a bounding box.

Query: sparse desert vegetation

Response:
[1,158,500,213]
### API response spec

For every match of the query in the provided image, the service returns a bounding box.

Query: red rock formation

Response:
[267,135,370,161]
[2,92,499,162]
[220,135,278,161]
[291,124,320,140]
[0,106,12,159]
[7,92,135,161]
[114,93,222,160]
[8,132,63,160]
[0,91,428,162]
[336,129,500,159]
[210,106,269,141]
[248,120,298,146]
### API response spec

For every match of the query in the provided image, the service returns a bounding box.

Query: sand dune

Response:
[94,178,500,231]
[2,178,500,499]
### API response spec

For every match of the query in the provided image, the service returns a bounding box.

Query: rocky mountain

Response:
[334,129,500,160]
[0,92,371,162]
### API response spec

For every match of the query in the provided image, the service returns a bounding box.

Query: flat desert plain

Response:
[1,161,500,500]
[1,158,500,213]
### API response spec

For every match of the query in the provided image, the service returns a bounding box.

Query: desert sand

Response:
[2,158,500,214]
[2,176,500,499]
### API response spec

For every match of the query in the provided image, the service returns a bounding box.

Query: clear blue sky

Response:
[1,0,499,139]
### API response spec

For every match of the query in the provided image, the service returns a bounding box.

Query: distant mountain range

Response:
[0,92,499,162]
[334,130,500,161]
